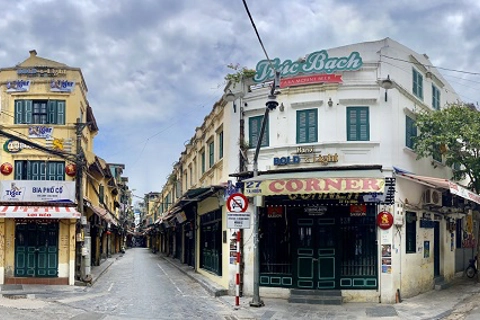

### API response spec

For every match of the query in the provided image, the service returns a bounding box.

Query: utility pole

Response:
[250,71,280,307]
[75,118,91,282]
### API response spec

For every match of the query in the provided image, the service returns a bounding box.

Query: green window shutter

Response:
[413,69,424,100]
[24,100,33,124]
[218,131,223,159]
[209,141,214,167]
[347,107,369,141]
[201,151,205,174]
[47,100,56,124]
[297,109,318,143]
[405,115,417,149]
[249,115,269,148]
[57,101,65,124]
[432,85,440,110]
[14,161,24,180]
[14,100,24,124]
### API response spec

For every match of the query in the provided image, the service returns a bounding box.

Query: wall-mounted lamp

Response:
[381,75,393,102]
[224,89,236,102]
[328,98,333,107]
[279,102,284,112]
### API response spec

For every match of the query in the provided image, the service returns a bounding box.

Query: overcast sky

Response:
[1,0,479,201]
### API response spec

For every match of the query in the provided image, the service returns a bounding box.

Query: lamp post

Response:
[250,71,280,307]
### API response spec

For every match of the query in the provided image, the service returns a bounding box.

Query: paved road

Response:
[0,248,237,320]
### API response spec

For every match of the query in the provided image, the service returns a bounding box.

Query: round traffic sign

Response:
[226,193,249,213]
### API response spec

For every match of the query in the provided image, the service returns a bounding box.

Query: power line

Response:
[241,0,276,72]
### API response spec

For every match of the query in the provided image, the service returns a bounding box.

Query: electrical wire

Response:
[241,0,276,72]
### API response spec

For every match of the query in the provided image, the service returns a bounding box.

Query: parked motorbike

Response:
[466,256,478,278]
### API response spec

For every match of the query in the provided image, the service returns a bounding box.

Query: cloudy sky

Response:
[1,0,479,201]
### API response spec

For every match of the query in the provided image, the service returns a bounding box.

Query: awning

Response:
[91,205,118,226]
[243,169,385,196]
[396,173,480,205]
[0,206,81,219]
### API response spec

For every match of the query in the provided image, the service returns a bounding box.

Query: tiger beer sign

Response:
[245,177,385,196]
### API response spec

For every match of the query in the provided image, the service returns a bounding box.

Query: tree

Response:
[224,63,256,83]
[414,103,480,193]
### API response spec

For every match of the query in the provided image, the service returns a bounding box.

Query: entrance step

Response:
[288,289,342,305]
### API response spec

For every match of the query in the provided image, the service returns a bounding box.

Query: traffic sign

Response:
[226,193,249,213]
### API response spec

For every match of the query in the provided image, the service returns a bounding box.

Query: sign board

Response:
[226,193,249,213]
[227,212,251,229]
[1,180,76,203]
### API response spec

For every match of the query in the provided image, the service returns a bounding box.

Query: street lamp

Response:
[250,71,280,307]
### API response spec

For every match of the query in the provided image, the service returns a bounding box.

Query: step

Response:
[290,289,342,296]
[288,294,343,305]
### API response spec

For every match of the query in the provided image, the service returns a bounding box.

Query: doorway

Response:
[15,221,59,277]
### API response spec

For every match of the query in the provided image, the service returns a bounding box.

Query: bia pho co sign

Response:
[254,50,363,83]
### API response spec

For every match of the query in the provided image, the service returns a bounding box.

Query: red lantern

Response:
[65,163,76,177]
[0,162,13,175]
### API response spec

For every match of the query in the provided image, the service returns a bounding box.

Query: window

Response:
[296,109,318,143]
[406,212,417,253]
[14,161,65,180]
[405,115,417,149]
[249,115,269,148]
[347,107,369,141]
[208,140,214,168]
[432,84,441,110]
[201,150,205,174]
[412,69,423,100]
[432,145,442,163]
[218,131,224,159]
[189,165,193,186]
[15,100,65,124]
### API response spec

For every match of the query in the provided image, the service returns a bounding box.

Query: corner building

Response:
[0,50,97,285]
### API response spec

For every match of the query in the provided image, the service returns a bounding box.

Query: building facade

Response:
[157,38,480,303]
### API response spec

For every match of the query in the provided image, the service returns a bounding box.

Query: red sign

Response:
[65,163,76,177]
[0,162,12,175]
[280,74,342,88]
[377,211,394,230]
[226,193,249,213]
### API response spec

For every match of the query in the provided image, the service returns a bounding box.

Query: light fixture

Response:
[328,98,333,107]
[381,75,393,102]
[224,89,236,102]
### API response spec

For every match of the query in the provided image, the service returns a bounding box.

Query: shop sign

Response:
[377,211,394,230]
[245,177,385,196]
[3,139,34,153]
[273,156,300,166]
[304,205,327,215]
[254,50,363,83]
[6,80,31,92]
[50,80,75,92]
[363,192,386,203]
[280,74,342,88]
[0,163,13,175]
[1,180,75,203]
[267,206,283,218]
[350,204,367,217]
[46,137,73,152]
[17,67,67,77]
[227,212,251,229]
[29,126,54,138]
[303,153,338,164]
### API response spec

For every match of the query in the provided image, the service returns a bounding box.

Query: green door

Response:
[296,217,337,289]
[15,222,59,277]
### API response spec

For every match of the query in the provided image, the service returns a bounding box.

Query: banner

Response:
[245,177,385,196]
[1,180,76,203]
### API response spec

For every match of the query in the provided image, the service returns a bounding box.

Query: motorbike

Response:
[466,256,477,278]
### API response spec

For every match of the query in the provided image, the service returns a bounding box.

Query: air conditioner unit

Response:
[424,188,442,206]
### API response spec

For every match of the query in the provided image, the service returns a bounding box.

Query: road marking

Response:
[157,263,183,294]
[108,283,114,292]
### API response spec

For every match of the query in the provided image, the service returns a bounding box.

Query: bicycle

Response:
[466,256,477,278]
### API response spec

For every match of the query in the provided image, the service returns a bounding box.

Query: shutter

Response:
[14,100,24,124]
[297,109,318,143]
[47,100,56,124]
[358,108,369,141]
[347,108,357,141]
[307,110,318,143]
[57,101,65,124]
[249,116,261,148]
[297,111,307,143]
[24,100,33,124]
[14,161,23,180]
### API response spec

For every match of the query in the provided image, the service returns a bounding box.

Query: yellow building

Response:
[0,50,98,285]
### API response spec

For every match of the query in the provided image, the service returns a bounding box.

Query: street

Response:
[0,248,237,320]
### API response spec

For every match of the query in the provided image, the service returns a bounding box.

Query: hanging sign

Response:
[377,211,394,230]
[227,212,251,229]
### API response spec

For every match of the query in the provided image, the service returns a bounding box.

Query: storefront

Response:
[244,168,395,292]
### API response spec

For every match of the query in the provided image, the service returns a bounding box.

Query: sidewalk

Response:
[159,253,480,320]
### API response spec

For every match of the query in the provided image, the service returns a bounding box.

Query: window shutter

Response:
[14,100,24,124]
[14,161,23,180]
[47,100,56,124]
[249,116,268,148]
[57,101,65,124]
[24,100,33,124]
[358,108,369,141]
[297,109,318,143]
[347,107,369,141]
